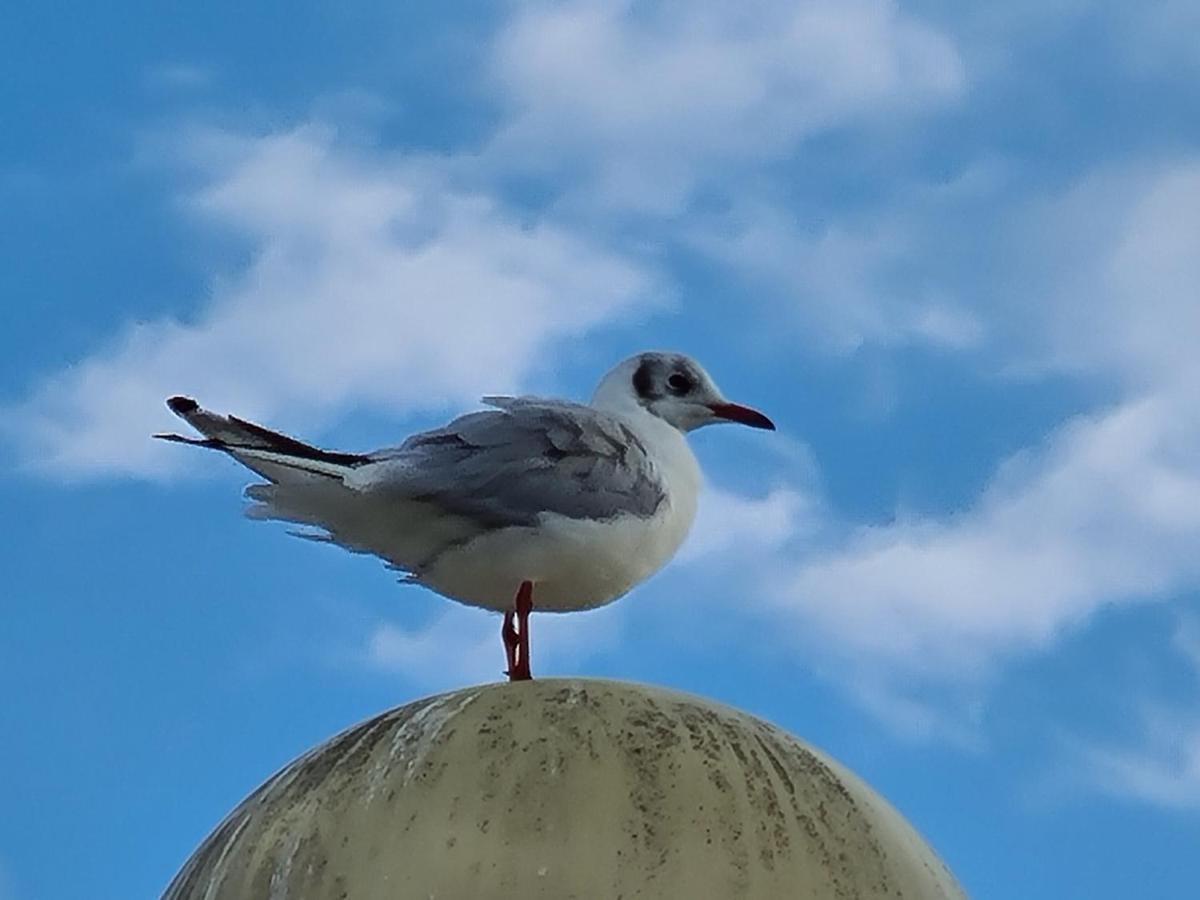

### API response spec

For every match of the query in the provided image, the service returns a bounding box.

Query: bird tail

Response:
[154,396,369,482]
[155,396,473,577]
[155,395,381,548]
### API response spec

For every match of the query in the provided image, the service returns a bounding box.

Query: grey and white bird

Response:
[156,351,775,680]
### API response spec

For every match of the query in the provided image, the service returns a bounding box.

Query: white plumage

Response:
[158,351,774,677]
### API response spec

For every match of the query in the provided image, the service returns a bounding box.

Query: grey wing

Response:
[354,398,666,528]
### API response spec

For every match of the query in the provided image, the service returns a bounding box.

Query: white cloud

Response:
[6,1,968,477]
[479,0,970,352]
[364,603,622,690]
[779,394,1200,678]
[5,125,656,477]
[748,159,1200,728]
[488,0,964,212]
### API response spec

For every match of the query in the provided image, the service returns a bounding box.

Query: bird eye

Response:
[666,373,692,394]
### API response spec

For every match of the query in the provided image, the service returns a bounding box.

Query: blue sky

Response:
[3,1,1200,896]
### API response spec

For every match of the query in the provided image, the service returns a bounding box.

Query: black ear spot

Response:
[632,359,656,398]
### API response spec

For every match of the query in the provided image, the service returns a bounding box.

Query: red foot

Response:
[503,581,534,681]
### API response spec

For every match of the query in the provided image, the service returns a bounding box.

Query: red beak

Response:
[708,402,776,430]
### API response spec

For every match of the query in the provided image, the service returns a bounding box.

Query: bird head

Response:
[592,351,775,433]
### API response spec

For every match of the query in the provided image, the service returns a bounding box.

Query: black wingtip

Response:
[167,395,199,416]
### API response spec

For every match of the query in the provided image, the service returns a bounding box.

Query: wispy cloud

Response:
[678,482,819,565]
[689,199,984,353]
[1079,719,1200,812]
[1024,162,1200,387]
[1071,618,1200,810]
[1119,1,1200,74]
[363,603,622,691]
[145,62,214,91]
[4,124,656,477]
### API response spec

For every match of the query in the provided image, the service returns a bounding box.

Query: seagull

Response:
[156,351,774,681]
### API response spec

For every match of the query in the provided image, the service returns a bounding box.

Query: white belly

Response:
[419,486,697,612]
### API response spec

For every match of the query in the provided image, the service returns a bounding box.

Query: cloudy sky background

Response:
[3,1,1199,896]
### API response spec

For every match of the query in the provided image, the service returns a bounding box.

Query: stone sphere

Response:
[165,679,965,899]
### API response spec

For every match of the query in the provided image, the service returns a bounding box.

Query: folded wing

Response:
[359,396,665,526]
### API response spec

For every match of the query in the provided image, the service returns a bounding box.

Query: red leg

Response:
[506,580,534,682]
[501,611,519,677]
[516,581,533,680]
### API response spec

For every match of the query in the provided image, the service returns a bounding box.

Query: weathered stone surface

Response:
[165,679,965,899]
